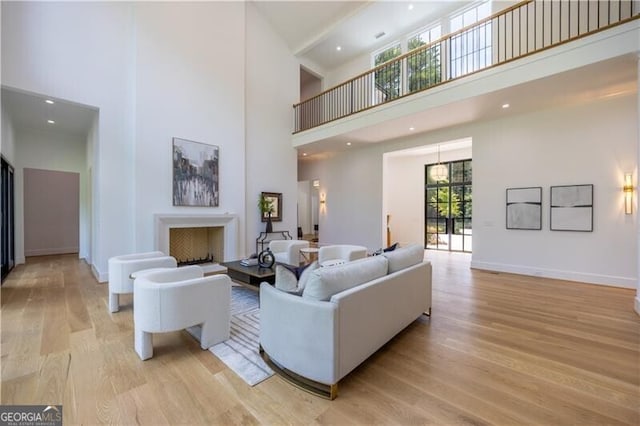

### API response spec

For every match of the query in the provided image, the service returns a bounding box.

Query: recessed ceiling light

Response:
[45,99,55,105]
[302,152,308,156]
[409,127,415,131]
[408,4,414,11]
[336,46,342,51]
[502,103,510,109]
[346,142,352,146]
[47,120,55,124]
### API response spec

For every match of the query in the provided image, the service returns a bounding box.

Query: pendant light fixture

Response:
[430,144,448,182]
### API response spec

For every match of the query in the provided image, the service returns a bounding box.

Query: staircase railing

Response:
[293,0,639,133]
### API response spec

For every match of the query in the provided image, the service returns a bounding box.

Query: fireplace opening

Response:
[169,226,223,267]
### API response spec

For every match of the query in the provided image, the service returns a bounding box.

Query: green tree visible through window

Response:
[374,45,401,102]
[407,37,441,93]
[430,187,461,218]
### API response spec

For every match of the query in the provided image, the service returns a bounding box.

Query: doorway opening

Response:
[2,87,97,270]
[425,159,472,252]
[382,137,472,252]
[300,66,322,102]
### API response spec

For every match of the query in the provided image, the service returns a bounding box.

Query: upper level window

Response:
[449,1,492,78]
[407,25,443,93]
[450,1,491,32]
[373,43,402,102]
[408,25,442,50]
[374,43,402,66]
[370,1,491,101]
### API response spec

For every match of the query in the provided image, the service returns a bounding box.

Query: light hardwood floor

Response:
[1,253,638,425]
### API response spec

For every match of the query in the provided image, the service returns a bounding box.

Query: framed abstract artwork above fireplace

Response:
[172,137,219,207]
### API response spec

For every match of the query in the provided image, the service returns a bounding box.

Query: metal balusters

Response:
[293,0,640,133]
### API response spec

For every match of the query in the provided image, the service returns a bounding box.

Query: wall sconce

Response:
[624,173,634,214]
[320,193,326,204]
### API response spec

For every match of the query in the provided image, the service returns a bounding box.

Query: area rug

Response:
[205,285,273,386]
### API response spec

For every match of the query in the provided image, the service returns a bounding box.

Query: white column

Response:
[635,53,640,316]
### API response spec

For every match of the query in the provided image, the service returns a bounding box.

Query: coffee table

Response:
[222,260,275,287]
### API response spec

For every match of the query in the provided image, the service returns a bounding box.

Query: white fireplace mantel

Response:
[154,213,239,262]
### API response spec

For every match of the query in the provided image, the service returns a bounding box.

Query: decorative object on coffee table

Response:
[258,248,275,268]
[172,137,219,207]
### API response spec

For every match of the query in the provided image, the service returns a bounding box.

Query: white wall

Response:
[2,1,301,277]
[2,1,136,278]
[13,128,89,263]
[472,94,636,288]
[1,106,16,164]
[85,114,98,265]
[297,181,312,235]
[134,2,246,259]
[245,3,299,256]
[637,54,640,316]
[324,52,370,91]
[299,149,386,250]
[384,145,472,248]
[300,94,637,288]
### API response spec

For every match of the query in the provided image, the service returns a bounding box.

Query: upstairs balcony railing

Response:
[293,0,639,133]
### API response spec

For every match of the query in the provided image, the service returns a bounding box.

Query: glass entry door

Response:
[425,159,472,252]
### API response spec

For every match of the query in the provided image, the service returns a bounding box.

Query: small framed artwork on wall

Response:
[506,187,542,230]
[550,184,593,232]
[261,192,282,222]
[172,138,219,207]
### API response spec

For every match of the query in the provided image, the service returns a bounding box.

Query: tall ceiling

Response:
[252,0,473,71]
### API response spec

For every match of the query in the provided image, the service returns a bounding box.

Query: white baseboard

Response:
[470,260,636,289]
[25,247,79,257]
[91,264,108,283]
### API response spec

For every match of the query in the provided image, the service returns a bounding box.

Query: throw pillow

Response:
[275,265,298,293]
[280,262,311,279]
[297,261,319,293]
[383,242,398,252]
[372,242,398,256]
[274,261,319,295]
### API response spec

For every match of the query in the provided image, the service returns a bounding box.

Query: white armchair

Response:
[108,251,177,313]
[268,239,310,266]
[133,265,231,360]
[318,245,368,267]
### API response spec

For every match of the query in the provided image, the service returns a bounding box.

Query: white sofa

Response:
[260,244,431,399]
[268,239,309,266]
[133,265,231,360]
[317,244,367,267]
